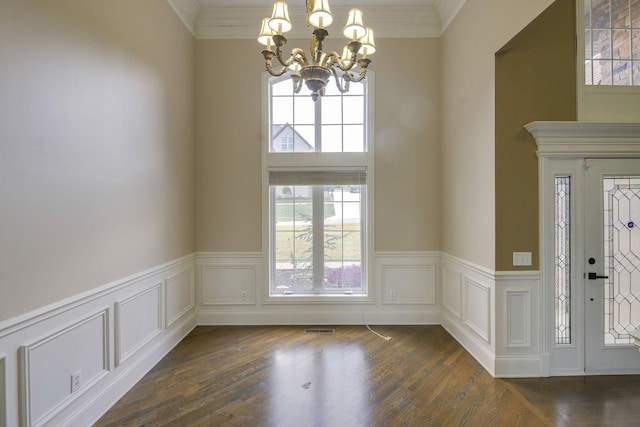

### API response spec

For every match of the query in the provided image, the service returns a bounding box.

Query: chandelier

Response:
[258,0,376,101]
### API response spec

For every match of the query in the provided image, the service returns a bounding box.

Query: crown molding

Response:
[525,121,640,158]
[197,6,440,39]
[434,0,467,34]
[167,2,452,39]
[167,0,201,37]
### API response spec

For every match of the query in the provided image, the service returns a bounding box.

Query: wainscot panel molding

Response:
[442,264,462,319]
[115,285,163,367]
[165,268,196,329]
[19,310,110,427]
[494,271,541,377]
[376,252,438,305]
[439,253,496,376]
[463,278,491,342]
[196,252,440,325]
[0,254,196,427]
[196,252,261,307]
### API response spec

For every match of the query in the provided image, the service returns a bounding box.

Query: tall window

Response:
[265,75,372,297]
[584,0,640,85]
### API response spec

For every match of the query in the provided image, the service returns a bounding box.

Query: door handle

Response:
[588,272,609,280]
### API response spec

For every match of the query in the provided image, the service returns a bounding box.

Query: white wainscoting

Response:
[115,284,163,367]
[440,256,541,377]
[165,269,195,328]
[20,310,110,427]
[199,253,260,306]
[377,253,437,305]
[463,278,491,342]
[494,271,542,377]
[196,252,440,325]
[440,254,496,376]
[0,250,543,427]
[442,265,462,319]
[0,254,196,427]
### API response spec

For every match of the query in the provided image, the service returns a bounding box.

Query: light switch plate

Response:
[513,252,532,266]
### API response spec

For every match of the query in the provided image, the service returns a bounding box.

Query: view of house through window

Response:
[584,0,640,85]
[266,76,369,296]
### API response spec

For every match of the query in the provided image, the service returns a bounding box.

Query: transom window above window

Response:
[584,0,640,85]
[269,77,366,153]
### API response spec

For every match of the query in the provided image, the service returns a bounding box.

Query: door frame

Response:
[526,121,640,376]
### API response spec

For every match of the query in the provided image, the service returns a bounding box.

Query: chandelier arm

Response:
[266,63,288,77]
[262,50,288,77]
[324,51,356,72]
[346,68,366,83]
[330,67,350,94]
[274,50,309,70]
[346,58,372,82]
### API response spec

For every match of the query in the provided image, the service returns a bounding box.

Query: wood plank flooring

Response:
[95,326,640,426]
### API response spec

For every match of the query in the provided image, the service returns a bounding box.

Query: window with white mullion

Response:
[265,73,371,297]
[312,185,324,292]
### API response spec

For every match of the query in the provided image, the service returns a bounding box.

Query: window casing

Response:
[263,74,373,298]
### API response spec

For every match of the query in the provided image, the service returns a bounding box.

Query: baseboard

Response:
[441,311,496,376]
[494,356,542,378]
[197,308,441,326]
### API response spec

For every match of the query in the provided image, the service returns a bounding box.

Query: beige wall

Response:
[440,0,555,270]
[374,38,441,251]
[0,0,195,322]
[195,38,441,253]
[195,39,263,252]
[495,0,577,271]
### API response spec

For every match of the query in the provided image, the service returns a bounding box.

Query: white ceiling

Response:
[167,0,466,39]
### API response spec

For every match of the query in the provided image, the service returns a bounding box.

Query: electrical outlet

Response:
[71,370,82,393]
[241,290,248,301]
[390,290,396,301]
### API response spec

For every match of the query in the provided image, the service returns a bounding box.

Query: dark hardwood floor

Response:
[95,326,640,426]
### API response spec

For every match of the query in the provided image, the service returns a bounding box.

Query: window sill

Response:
[264,293,374,304]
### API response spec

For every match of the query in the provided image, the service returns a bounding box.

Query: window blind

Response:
[269,170,366,186]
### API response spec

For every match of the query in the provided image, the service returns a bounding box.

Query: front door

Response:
[584,158,640,372]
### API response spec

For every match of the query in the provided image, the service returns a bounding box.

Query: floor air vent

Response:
[304,328,335,335]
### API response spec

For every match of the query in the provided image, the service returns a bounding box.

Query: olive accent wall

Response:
[495,0,577,271]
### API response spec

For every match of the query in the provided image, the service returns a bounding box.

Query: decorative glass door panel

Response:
[603,177,640,345]
[585,159,640,372]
